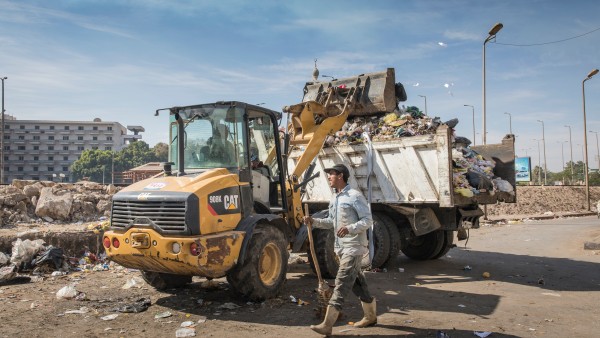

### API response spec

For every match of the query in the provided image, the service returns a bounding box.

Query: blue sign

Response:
[515,157,531,182]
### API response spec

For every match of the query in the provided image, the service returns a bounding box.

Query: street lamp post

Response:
[1,76,7,184]
[582,68,599,210]
[534,139,542,184]
[503,112,512,134]
[464,104,476,145]
[558,141,567,185]
[589,131,600,172]
[418,95,428,116]
[483,22,503,146]
[537,120,547,185]
[565,125,574,184]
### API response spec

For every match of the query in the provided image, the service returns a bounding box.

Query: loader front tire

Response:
[227,225,288,301]
[140,271,192,290]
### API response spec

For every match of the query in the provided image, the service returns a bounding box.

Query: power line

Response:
[494,26,600,47]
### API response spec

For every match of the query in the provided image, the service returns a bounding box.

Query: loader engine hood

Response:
[110,168,245,236]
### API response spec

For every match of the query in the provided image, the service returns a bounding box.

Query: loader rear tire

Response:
[226,225,288,301]
[401,230,445,261]
[307,227,339,279]
[140,271,192,290]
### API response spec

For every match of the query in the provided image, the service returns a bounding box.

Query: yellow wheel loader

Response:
[102,69,398,300]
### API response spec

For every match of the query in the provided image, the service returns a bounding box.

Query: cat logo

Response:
[137,192,152,201]
[207,187,241,215]
[224,195,239,210]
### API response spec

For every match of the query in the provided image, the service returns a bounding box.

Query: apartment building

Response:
[1,115,144,183]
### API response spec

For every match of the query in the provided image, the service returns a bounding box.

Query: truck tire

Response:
[431,230,454,259]
[307,227,339,279]
[375,212,401,266]
[226,225,288,301]
[140,271,192,290]
[401,230,445,261]
[370,214,391,269]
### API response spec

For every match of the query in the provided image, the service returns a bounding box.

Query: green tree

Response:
[153,142,169,162]
[71,141,161,183]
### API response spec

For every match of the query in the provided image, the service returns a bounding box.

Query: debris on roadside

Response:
[112,297,151,313]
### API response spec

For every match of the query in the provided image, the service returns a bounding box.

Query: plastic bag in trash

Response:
[10,239,46,268]
[32,246,64,271]
[113,297,151,313]
[56,285,79,300]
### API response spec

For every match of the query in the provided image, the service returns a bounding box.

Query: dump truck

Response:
[102,67,515,300]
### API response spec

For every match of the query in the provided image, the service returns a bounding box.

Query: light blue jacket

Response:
[313,184,373,256]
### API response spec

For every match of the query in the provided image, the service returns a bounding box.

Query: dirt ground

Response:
[1,186,600,337]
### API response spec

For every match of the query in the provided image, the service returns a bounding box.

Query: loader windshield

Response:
[169,105,247,171]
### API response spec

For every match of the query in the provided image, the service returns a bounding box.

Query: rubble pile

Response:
[323,105,514,196]
[0,180,119,226]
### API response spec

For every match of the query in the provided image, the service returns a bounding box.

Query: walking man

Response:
[304,164,377,336]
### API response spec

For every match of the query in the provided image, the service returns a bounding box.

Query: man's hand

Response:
[337,226,349,238]
[303,216,313,225]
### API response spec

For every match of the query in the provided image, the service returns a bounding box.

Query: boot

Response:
[354,299,377,327]
[310,305,339,336]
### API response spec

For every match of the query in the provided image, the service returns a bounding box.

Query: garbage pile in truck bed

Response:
[323,105,514,197]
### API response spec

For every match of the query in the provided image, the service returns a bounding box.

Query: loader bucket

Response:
[302,68,398,116]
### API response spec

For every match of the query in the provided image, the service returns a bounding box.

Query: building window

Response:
[62,146,69,151]
[64,126,69,130]
[33,166,38,172]
[77,146,84,151]
[18,166,23,171]
[33,156,39,161]
[62,166,68,171]
[3,156,7,161]
[78,126,84,130]
[48,146,54,150]
[62,136,69,140]
[32,176,39,180]
[49,136,54,140]
[35,125,40,130]
[20,125,25,129]
[105,146,112,150]
[18,135,25,140]
[108,126,113,131]
[93,136,98,141]
[63,156,68,161]
[3,135,9,140]
[78,136,83,140]
[33,135,40,140]
[107,136,113,141]
[92,146,98,150]
[4,166,8,172]
[18,156,24,161]
[4,125,9,129]
[33,146,39,150]
[3,145,9,150]
[48,166,54,171]
[50,126,55,130]
[93,126,98,131]
[48,156,54,161]
[18,145,25,150]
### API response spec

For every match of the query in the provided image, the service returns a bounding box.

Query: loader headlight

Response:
[172,242,181,254]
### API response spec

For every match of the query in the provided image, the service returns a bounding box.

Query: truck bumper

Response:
[103,229,245,278]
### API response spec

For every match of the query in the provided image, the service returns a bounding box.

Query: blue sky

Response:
[1,0,599,173]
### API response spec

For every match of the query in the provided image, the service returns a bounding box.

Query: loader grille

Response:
[111,200,187,232]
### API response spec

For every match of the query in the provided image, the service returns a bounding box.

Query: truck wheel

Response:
[140,271,192,290]
[226,225,288,301]
[375,212,401,266]
[401,230,445,261]
[370,215,391,269]
[307,227,339,279]
[430,230,454,259]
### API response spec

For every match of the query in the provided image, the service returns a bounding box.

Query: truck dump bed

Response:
[289,125,516,207]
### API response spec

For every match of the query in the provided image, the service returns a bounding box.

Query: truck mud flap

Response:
[458,207,484,229]
[392,206,442,236]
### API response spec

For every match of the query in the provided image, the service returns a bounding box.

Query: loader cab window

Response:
[169,105,247,172]
[249,112,282,208]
